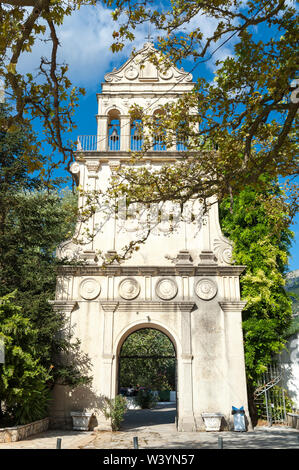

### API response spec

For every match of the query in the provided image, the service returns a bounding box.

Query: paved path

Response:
[0,404,298,450]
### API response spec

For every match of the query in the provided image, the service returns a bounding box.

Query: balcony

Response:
[76,135,194,152]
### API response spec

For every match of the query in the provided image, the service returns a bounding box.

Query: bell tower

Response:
[51,42,251,432]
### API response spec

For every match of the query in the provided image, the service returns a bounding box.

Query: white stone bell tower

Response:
[50,42,251,432]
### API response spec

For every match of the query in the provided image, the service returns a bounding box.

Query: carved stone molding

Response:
[115,301,195,313]
[219,301,247,312]
[198,250,217,264]
[155,278,178,300]
[57,264,246,277]
[103,42,193,84]
[195,278,218,301]
[100,301,119,312]
[119,278,140,300]
[175,250,193,266]
[86,161,101,177]
[213,238,233,265]
[79,278,101,300]
[181,353,193,362]
[48,300,78,313]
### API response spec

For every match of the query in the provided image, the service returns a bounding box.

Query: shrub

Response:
[135,389,158,409]
[102,395,127,431]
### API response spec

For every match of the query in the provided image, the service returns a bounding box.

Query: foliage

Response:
[0,1,90,175]
[119,329,176,391]
[1,1,298,191]
[102,394,127,431]
[103,0,298,239]
[0,103,90,425]
[255,386,295,421]
[0,292,51,425]
[135,389,159,409]
[285,316,299,337]
[219,182,294,385]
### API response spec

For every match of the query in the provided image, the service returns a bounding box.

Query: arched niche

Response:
[130,118,143,151]
[152,108,166,151]
[107,108,121,151]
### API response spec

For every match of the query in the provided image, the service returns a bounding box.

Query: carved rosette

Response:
[80,278,101,300]
[70,161,80,174]
[195,278,218,301]
[124,65,139,80]
[159,69,173,80]
[119,278,140,300]
[156,278,178,300]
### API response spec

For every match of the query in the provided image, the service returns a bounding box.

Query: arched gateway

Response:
[50,42,251,432]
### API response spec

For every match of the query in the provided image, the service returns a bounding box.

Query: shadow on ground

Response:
[121,403,176,431]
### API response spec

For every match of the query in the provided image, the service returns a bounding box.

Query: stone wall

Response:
[0,418,49,443]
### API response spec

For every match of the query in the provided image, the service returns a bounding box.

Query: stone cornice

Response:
[48,300,78,313]
[219,301,247,312]
[56,264,246,277]
[74,150,210,160]
[105,300,196,313]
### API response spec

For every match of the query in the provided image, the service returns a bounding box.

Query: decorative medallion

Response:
[80,278,101,300]
[159,69,173,80]
[124,65,139,80]
[195,278,217,301]
[119,278,140,300]
[70,161,80,174]
[156,278,178,300]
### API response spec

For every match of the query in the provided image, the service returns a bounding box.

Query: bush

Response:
[135,389,159,409]
[102,395,127,431]
[0,293,52,425]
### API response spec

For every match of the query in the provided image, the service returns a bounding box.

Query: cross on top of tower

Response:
[145,22,154,43]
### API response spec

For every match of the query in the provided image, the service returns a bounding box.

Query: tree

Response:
[1,1,298,190]
[0,0,90,175]
[104,0,298,210]
[219,181,294,422]
[0,103,91,420]
[0,292,51,425]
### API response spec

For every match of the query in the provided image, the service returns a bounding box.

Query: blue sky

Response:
[18,3,298,272]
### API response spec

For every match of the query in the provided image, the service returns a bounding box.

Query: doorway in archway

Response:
[118,328,177,429]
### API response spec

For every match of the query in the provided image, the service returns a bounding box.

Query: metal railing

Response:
[131,136,143,151]
[76,135,216,152]
[77,135,99,151]
[254,363,287,426]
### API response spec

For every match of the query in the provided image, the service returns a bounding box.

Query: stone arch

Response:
[113,320,180,397]
[151,104,167,116]
[105,105,125,116]
[115,320,179,358]
[107,108,121,151]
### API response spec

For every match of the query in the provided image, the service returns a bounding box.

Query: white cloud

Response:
[17,3,238,89]
[18,4,150,89]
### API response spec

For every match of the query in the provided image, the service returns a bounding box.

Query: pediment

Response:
[104,42,193,84]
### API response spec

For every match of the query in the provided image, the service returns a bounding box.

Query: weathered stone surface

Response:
[0,418,49,443]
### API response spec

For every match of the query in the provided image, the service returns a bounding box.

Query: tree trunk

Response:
[247,383,258,427]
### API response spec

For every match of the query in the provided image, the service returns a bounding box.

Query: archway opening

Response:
[107,109,120,151]
[117,327,177,429]
[130,119,143,151]
[152,109,166,151]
